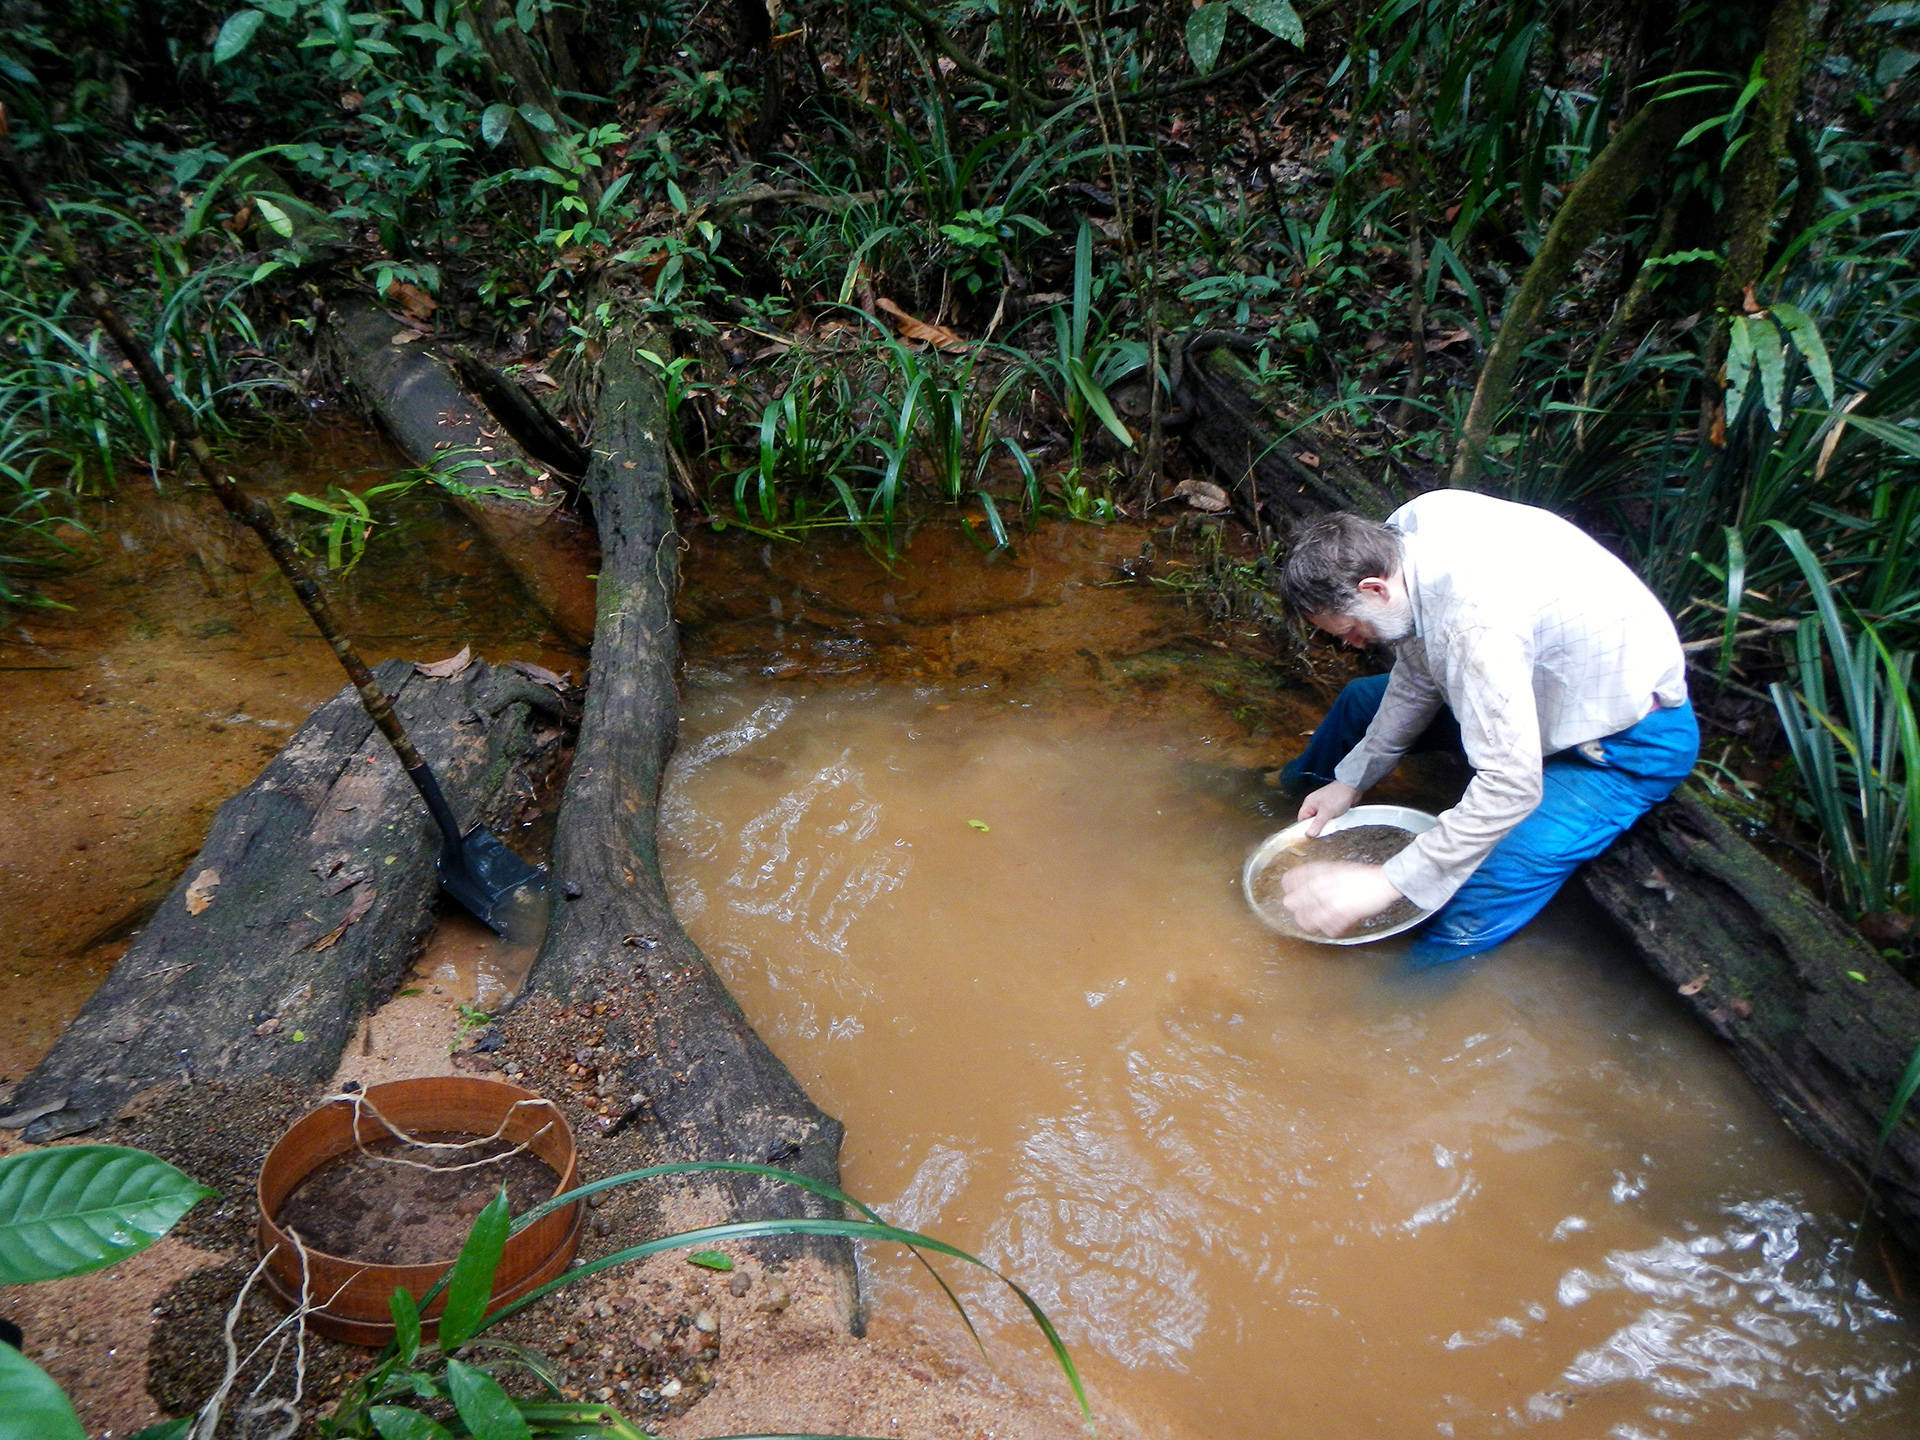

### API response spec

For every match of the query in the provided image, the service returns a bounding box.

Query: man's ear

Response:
[1354,576,1392,602]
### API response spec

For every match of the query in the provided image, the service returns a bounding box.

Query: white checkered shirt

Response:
[1331,490,1688,910]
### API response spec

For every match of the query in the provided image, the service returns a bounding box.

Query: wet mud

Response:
[0,423,578,1085]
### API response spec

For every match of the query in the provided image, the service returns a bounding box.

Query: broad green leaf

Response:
[1228,0,1306,45]
[213,10,267,63]
[1752,320,1786,429]
[390,1287,423,1365]
[1724,314,1755,425]
[321,0,354,49]
[252,196,295,238]
[370,1407,455,1440]
[1070,359,1137,448]
[1185,4,1229,73]
[687,1249,734,1271]
[0,1342,86,1440]
[444,1358,532,1440]
[125,1423,192,1440]
[515,103,557,134]
[1877,46,1920,86]
[1768,301,1835,406]
[437,1190,509,1351]
[0,1145,213,1284]
[479,103,512,147]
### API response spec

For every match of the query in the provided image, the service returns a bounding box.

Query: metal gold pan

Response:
[1242,804,1441,945]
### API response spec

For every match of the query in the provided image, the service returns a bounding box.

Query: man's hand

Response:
[1297,780,1360,837]
[1280,862,1404,938]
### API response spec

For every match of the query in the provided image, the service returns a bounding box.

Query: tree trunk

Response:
[1451,90,1708,481]
[0,660,569,1142]
[329,298,599,647]
[1698,0,1811,439]
[516,326,855,1291]
[1584,790,1920,1249]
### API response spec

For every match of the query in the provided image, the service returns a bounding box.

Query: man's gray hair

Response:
[1280,512,1404,615]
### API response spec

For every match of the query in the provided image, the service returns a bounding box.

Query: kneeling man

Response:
[1277,490,1698,962]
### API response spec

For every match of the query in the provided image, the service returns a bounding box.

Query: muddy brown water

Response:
[6,436,1920,1435]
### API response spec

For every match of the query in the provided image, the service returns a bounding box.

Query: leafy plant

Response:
[1765,523,1920,922]
[1018,220,1143,468]
[316,1159,1088,1440]
[285,448,547,572]
[0,1145,214,1440]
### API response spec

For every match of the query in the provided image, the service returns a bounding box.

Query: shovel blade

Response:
[438,826,548,936]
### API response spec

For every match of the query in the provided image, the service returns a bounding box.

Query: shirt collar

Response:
[1397,529,1425,639]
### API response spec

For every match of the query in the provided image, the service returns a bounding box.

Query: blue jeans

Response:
[1281,677,1700,963]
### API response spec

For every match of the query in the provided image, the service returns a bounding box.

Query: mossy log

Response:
[1584,791,1920,1248]
[1174,336,1403,530]
[329,298,599,646]
[516,326,855,1280]
[0,659,568,1142]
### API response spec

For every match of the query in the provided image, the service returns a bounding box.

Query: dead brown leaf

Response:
[509,659,573,690]
[386,279,438,321]
[310,884,377,952]
[1172,479,1231,513]
[873,297,966,351]
[184,868,221,916]
[414,645,473,679]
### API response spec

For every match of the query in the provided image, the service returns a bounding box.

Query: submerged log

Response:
[1584,792,1920,1247]
[517,327,853,1256]
[328,298,599,646]
[0,659,567,1142]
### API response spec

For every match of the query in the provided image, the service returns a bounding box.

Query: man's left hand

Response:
[1280,862,1405,938]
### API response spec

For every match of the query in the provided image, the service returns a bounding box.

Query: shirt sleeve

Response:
[1382,625,1545,911]
[1332,652,1444,793]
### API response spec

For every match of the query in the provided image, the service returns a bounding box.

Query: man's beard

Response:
[1350,591,1414,645]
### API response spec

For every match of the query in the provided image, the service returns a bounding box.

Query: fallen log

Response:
[1584,791,1920,1246]
[328,298,599,646]
[515,326,853,1261]
[0,658,568,1142]
[1173,334,1403,532]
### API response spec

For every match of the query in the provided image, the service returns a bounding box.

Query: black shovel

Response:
[1,121,547,934]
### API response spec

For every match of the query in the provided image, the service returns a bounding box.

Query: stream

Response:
[4,429,1920,1436]
[658,530,1920,1438]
